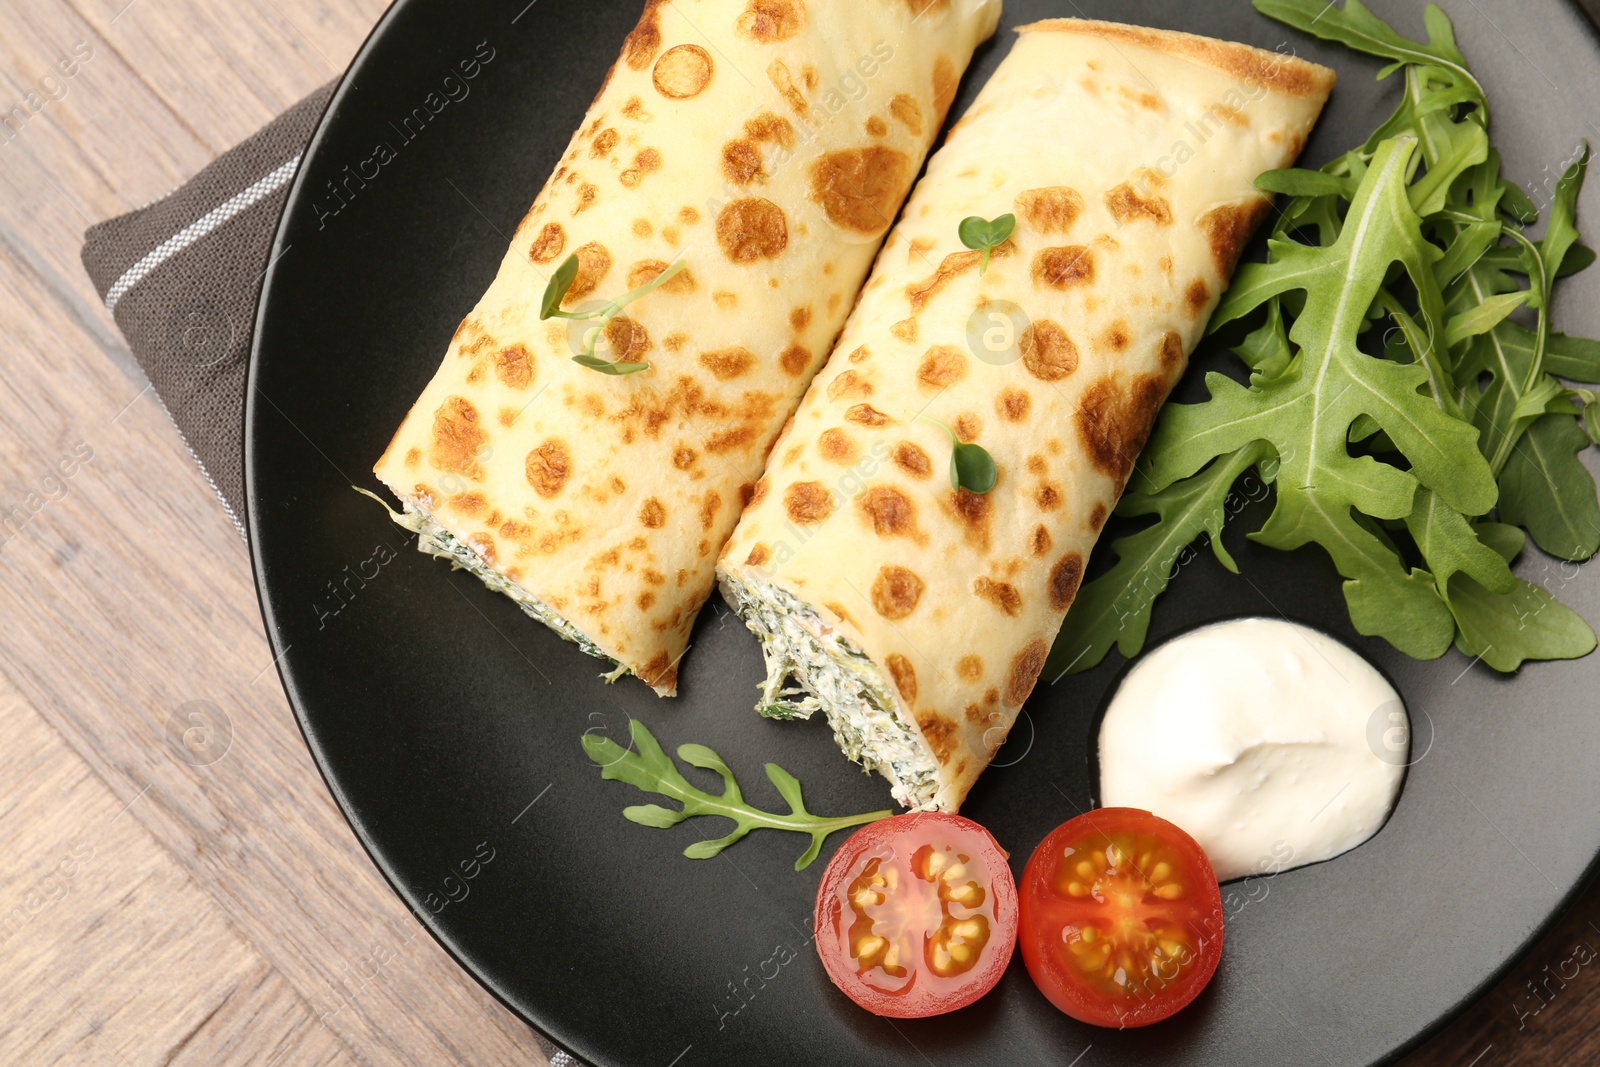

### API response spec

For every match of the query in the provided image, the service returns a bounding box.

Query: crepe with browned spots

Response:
[718,19,1334,808]
[375,0,1001,695]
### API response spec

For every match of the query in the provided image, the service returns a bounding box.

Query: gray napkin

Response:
[78,84,586,1067]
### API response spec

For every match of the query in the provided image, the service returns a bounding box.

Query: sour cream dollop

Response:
[1097,617,1407,882]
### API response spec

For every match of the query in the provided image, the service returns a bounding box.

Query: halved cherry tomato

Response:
[814,812,1017,1018]
[1019,808,1223,1028]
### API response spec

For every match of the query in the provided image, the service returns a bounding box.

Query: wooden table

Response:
[0,0,1597,1063]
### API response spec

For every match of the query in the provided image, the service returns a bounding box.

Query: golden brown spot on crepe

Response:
[1049,552,1085,611]
[529,222,566,263]
[1158,254,1174,278]
[621,95,647,120]
[872,565,924,620]
[566,242,612,302]
[1158,330,1186,375]
[429,396,487,476]
[1020,319,1079,382]
[679,206,700,226]
[908,237,933,260]
[699,346,756,380]
[1030,525,1052,557]
[889,92,923,136]
[846,345,870,364]
[767,59,809,118]
[501,518,532,540]
[623,0,664,68]
[1186,278,1212,318]
[819,428,857,463]
[1089,502,1109,532]
[809,147,910,236]
[1119,85,1163,111]
[603,315,651,362]
[449,493,485,515]
[627,258,695,294]
[639,651,677,691]
[784,480,832,523]
[865,115,888,138]
[954,413,981,443]
[662,225,679,244]
[591,128,619,158]
[1036,484,1062,511]
[632,218,653,239]
[890,318,918,344]
[716,197,788,262]
[465,363,486,386]
[1016,187,1084,235]
[893,442,931,479]
[745,543,770,567]
[700,490,721,531]
[846,404,889,428]
[955,655,983,683]
[884,654,918,704]
[620,148,662,187]
[1077,373,1167,492]
[652,44,713,98]
[405,447,422,467]
[858,486,916,537]
[974,577,1023,617]
[638,497,666,528]
[906,247,1007,310]
[917,712,959,763]
[745,112,796,151]
[781,343,811,376]
[1027,455,1046,475]
[1101,320,1132,353]
[827,370,872,402]
[494,344,535,390]
[737,0,804,41]
[638,591,656,611]
[1033,245,1095,290]
[1198,198,1272,275]
[526,440,572,498]
[789,306,811,332]
[1007,639,1048,706]
[672,446,698,471]
[747,478,768,507]
[575,183,599,213]
[997,388,1031,423]
[917,345,966,390]
[945,489,992,555]
[712,290,738,310]
[1018,20,1334,97]
[931,54,957,125]
[722,139,765,185]
[709,423,762,453]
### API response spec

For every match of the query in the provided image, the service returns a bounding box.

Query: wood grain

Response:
[0,0,1594,1064]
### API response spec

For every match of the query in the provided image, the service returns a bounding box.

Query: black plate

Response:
[247,2,1600,1064]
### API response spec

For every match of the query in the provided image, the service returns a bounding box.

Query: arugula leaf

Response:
[1253,0,1487,118]
[1047,444,1268,677]
[582,719,889,870]
[1449,571,1597,672]
[1498,413,1600,560]
[958,213,1014,275]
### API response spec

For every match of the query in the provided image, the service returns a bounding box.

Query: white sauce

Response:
[1097,617,1407,882]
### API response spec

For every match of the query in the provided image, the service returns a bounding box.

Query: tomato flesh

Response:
[815,813,1017,1017]
[1019,808,1223,1028]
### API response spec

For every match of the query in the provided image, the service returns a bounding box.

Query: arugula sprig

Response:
[539,252,686,375]
[582,719,890,871]
[1049,0,1600,678]
[913,412,997,494]
[958,214,1014,275]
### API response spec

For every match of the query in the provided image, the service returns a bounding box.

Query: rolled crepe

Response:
[374,0,1001,695]
[717,19,1334,809]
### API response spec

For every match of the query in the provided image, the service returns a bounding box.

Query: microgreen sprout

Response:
[539,252,688,375]
[958,213,1015,275]
[912,412,997,494]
